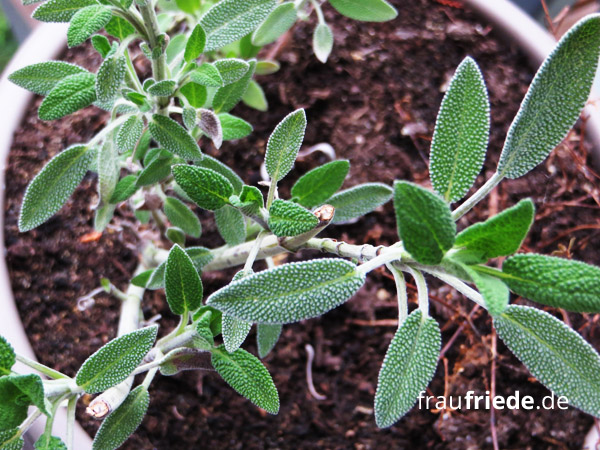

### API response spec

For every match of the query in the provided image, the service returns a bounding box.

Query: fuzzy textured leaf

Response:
[394,181,456,265]
[76,326,158,394]
[219,113,253,140]
[198,109,223,148]
[313,23,334,63]
[19,145,92,231]
[215,205,246,246]
[462,265,509,316]
[200,0,276,51]
[149,114,202,161]
[109,175,138,203]
[33,0,98,23]
[268,199,318,237]
[34,436,67,450]
[329,0,397,22]
[148,80,177,97]
[9,61,87,95]
[173,165,233,210]
[430,57,490,202]
[116,115,144,153]
[91,34,112,57]
[190,63,223,87]
[242,80,268,111]
[195,154,243,193]
[214,59,249,85]
[0,429,23,450]
[257,324,282,358]
[252,2,297,46]
[165,244,203,315]
[328,183,392,224]
[96,54,126,103]
[498,15,600,179]
[164,197,201,238]
[265,109,306,182]
[184,24,206,62]
[180,82,207,108]
[67,5,112,48]
[211,346,279,414]
[104,16,135,40]
[231,185,263,216]
[375,310,440,428]
[455,199,534,261]
[38,72,96,120]
[212,60,256,113]
[207,259,365,324]
[223,315,252,353]
[95,138,118,231]
[0,336,15,377]
[502,254,600,312]
[292,160,349,208]
[159,348,213,376]
[494,305,600,417]
[92,385,149,450]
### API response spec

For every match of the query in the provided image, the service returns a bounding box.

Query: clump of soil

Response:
[4,0,600,448]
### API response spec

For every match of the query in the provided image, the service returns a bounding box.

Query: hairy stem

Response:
[15,354,68,380]
[451,172,503,221]
[405,266,429,316]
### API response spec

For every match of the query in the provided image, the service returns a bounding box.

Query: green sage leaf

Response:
[149,114,202,161]
[212,60,256,113]
[200,0,277,52]
[0,429,23,450]
[190,62,223,87]
[494,305,600,417]
[165,244,203,315]
[313,22,334,63]
[222,315,252,353]
[159,348,212,376]
[252,2,297,46]
[374,310,440,428]
[76,326,158,394]
[184,24,206,63]
[67,5,112,48]
[19,145,92,231]
[38,72,96,120]
[454,199,534,261]
[164,197,201,238]
[0,337,15,377]
[429,57,490,202]
[214,58,249,85]
[95,137,118,231]
[328,182,392,224]
[393,181,456,265]
[9,61,88,95]
[497,15,600,179]
[215,205,246,246]
[257,323,282,358]
[207,259,365,324]
[92,385,149,450]
[462,264,509,316]
[33,0,98,23]
[34,436,67,450]
[116,115,144,153]
[172,165,233,210]
[291,160,349,208]
[211,346,279,414]
[147,80,177,97]
[241,80,268,111]
[219,113,253,140]
[196,154,243,193]
[104,16,135,40]
[265,109,306,182]
[231,185,264,216]
[91,34,112,57]
[329,0,397,22]
[268,199,318,237]
[502,254,600,312]
[180,82,207,108]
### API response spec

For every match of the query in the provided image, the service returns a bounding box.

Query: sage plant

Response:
[1,0,600,449]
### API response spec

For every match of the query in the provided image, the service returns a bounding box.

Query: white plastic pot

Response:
[0,23,93,450]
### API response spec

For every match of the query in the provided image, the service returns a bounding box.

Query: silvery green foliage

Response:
[213,60,257,113]
[110,175,138,203]
[172,165,234,211]
[76,326,158,394]
[207,259,365,324]
[222,315,252,353]
[241,80,268,112]
[165,244,203,315]
[213,59,250,85]
[374,310,440,428]
[164,197,202,238]
[34,435,67,450]
[0,336,15,376]
[231,185,264,216]
[96,55,126,103]
[8,61,88,95]
[196,154,244,193]
[494,306,600,417]
[148,115,203,161]
[502,254,600,312]
[33,0,98,23]
[184,24,206,63]
[0,429,23,450]
[215,205,246,245]
[257,324,282,358]
[429,57,490,202]
[252,2,297,46]
[211,346,279,414]
[219,113,253,140]
[393,181,456,265]
[0,374,48,429]
[313,23,334,63]
[454,199,534,262]
[19,145,92,232]
[460,265,509,317]
[268,199,318,237]
[38,72,96,120]
[328,183,392,223]
[200,0,276,51]
[498,15,600,179]
[67,5,112,48]
[328,0,397,22]
[291,160,349,208]
[265,109,307,182]
[95,137,119,231]
[147,80,177,97]
[197,108,223,149]
[116,115,144,153]
[159,348,213,376]
[190,63,223,87]
[92,385,150,450]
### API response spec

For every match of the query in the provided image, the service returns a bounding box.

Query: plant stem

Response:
[66,397,77,450]
[266,178,277,209]
[88,114,130,148]
[356,247,405,275]
[309,0,326,24]
[451,172,503,221]
[387,264,408,325]
[243,231,267,274]
[17,409,42,436]
[405,266,429,316]
[420,266,485,308]
[15,354,68,380]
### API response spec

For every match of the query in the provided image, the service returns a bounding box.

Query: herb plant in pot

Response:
[2,1,600,450]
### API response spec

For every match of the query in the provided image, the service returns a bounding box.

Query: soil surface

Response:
[4,0,600,449]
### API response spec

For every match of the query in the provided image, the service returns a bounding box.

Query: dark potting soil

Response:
[4,0,600,448]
